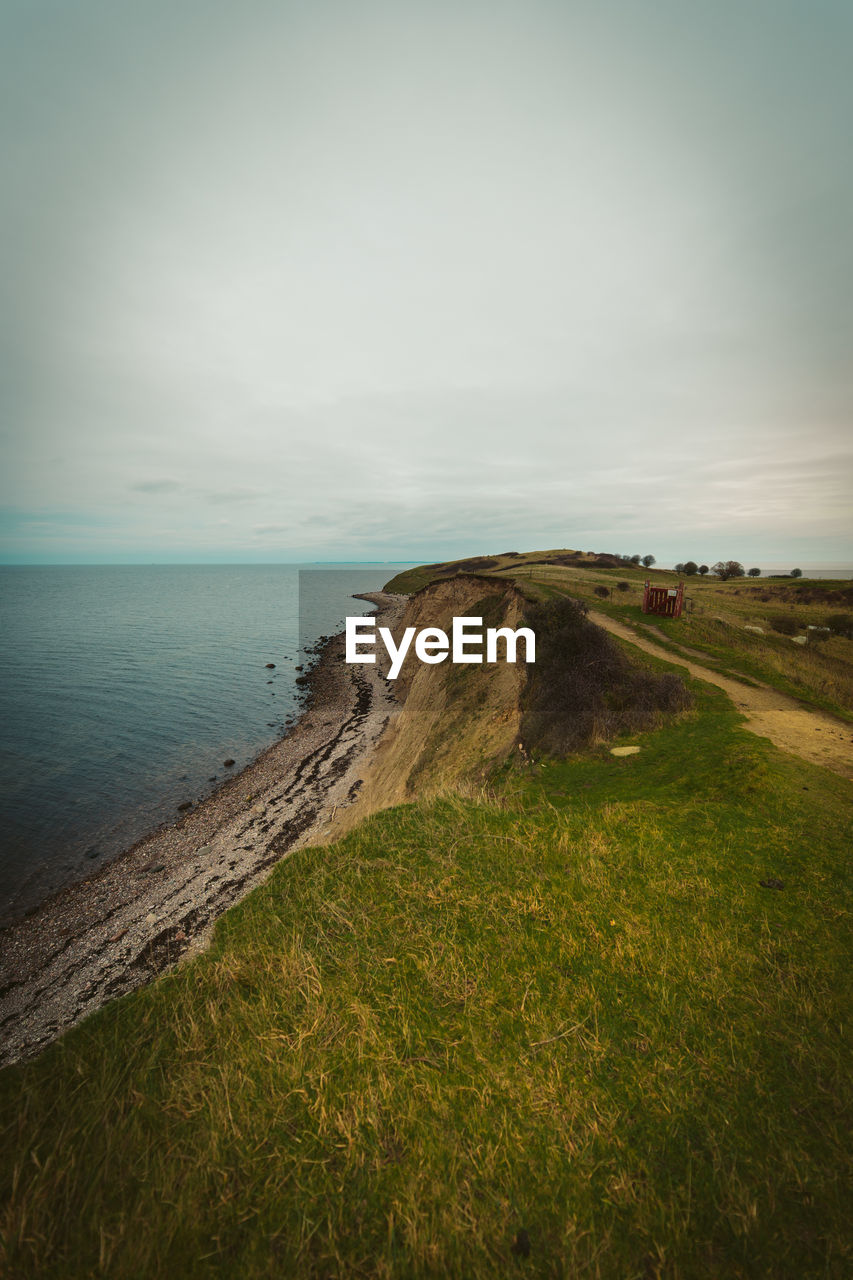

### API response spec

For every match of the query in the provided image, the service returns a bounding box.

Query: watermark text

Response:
[346,616,535,679]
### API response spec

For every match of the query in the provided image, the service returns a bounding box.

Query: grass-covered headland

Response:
[387,550,853,723]
[1,559,851,1277]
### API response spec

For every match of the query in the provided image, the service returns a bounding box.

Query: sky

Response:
[1,0,852,567]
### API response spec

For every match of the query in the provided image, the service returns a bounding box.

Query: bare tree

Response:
[711,560,745,581]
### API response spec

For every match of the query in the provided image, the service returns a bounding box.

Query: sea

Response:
[0,564,415,926]
[670,568,853,579]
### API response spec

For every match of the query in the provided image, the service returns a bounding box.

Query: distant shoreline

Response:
[1,563,850,578]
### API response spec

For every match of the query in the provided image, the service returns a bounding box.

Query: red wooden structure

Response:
[642,580,684,618]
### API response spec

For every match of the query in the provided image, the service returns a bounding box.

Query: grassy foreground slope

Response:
[2,676,851,1277]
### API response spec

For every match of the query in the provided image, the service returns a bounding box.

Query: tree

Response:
[683,561,698,576]
[791,568,803,578]
[630,554,642,564]
[748,567,761,577]
[642,555,656,568]
[674,563,684,574]
[698,565,709,575]
[712,560,745,581]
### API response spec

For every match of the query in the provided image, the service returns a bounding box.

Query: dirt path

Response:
[0,594,407,1067]
[588,610,853,781]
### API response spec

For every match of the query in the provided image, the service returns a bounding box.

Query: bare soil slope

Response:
[335,576,526,833]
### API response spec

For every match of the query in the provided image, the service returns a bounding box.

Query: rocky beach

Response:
[0,592,407,1068]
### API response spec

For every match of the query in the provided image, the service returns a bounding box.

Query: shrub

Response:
[594,585,609,598]
[521,596,692,755]
[826,613,853,638]
[451,557,500,573]
[771,615,800,636]
[616,581,631,591]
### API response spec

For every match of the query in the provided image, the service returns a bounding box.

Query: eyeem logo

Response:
[345,616,535,680]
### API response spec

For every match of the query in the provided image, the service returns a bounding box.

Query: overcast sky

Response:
[2,0,851,566]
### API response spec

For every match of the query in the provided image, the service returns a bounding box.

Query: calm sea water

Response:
[0,564,412,925]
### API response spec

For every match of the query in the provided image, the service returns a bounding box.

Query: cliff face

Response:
[336,575,527,830]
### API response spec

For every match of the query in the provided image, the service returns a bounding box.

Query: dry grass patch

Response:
[1,687,851,1277]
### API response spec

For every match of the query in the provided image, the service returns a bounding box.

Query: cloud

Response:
[129,479,183,494]
[1,1,851,565]
[204,489,263,504]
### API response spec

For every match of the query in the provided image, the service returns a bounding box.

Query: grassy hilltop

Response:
[1,551,851,1278]
[387,549,853,722]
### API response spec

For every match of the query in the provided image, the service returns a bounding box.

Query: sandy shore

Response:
[0,592,407,1068]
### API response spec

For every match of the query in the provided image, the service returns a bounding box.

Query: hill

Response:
[1,552,851,1278]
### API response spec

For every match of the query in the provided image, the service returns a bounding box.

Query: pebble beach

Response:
[0,593,407,1067]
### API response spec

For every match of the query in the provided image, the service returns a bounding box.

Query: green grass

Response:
[2,681,851,1278]
[495,565,853,721]
[386,555,853,720]
[609,604,853,721]
[384,549,630,595]
[383,562,450,594]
